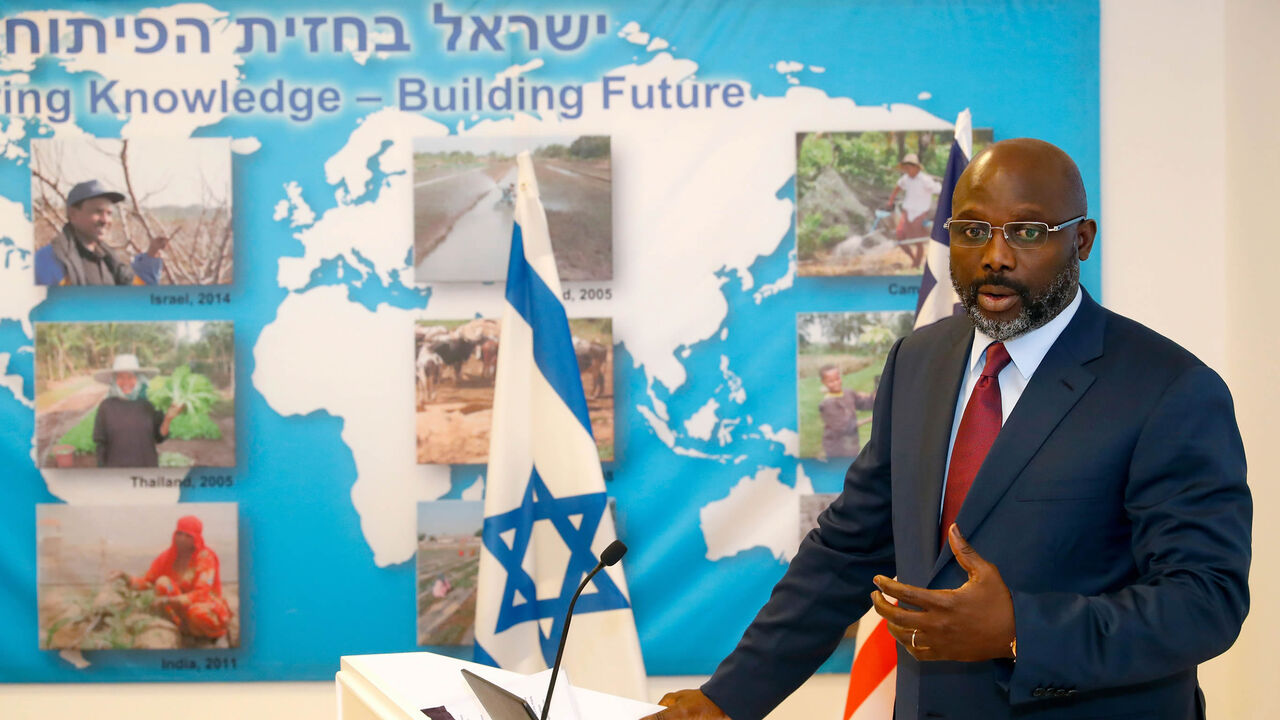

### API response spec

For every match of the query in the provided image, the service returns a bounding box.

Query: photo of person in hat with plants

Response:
[91,353,185,468]
[35,321,237,469]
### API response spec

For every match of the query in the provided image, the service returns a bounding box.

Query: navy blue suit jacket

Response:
[702,291,1251,720]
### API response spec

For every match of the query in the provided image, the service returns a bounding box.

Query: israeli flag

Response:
[475,152,646,700]
[913,109,973,329]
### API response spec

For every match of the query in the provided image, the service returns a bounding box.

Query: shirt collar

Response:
[66,224,106,259]
[968,286,1082,378]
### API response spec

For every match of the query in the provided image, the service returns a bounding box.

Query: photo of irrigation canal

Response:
[412,134,613,283]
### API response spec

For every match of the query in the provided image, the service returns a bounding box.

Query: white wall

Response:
[4,2,1274,718]
[1099,0,1228,368]
[1220,1,1280,718]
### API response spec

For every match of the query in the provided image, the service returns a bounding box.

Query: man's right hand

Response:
[146,235,171,257]
[641,689,730,720]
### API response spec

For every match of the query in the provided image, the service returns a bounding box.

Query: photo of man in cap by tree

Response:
[29,137,233,287]
[33,179,164,286]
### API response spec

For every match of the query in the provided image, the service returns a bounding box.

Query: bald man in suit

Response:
[647,139,1250,720]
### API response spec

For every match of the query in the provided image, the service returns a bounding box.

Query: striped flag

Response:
[843,612,898,720]
[474,151,647,700]
[844,110,973,720]
[914,109,973,329]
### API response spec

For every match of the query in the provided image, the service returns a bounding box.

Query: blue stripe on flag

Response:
[504,221,594,435]
[916,139,970,318]
[916,266,938,314]
[929,140,969,249]
[473,641,499,668]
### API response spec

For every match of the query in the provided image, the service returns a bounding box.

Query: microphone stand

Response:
[540,541,626,720]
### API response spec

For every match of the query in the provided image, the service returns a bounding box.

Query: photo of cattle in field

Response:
[415,317,615,465]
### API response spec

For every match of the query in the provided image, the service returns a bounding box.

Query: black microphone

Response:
[539,540,627,720]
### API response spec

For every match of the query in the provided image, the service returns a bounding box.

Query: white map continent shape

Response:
[253,285,451,566]
[259,51,950,565]
[684,398,720,441]
[317,52,950,393]
[2,7,245,138]
[0,6,248,502]
[756,424,799,457]
[0,196,44,403]
[700,465,815,563]
[1,126,185,501]
[0,353,31,410]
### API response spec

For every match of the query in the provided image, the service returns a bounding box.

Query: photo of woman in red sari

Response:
[117,515,232,643]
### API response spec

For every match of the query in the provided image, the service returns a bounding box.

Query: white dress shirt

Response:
[940,287,1083,512]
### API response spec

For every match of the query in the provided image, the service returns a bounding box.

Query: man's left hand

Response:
[870,524,1016,662]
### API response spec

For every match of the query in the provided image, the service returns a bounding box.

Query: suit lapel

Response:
[929,292,1107,581]
[905,321,972,567]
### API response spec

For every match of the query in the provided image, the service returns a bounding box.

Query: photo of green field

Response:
[417,501,484,646]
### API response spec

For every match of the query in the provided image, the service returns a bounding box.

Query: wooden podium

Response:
[336,651,663,720]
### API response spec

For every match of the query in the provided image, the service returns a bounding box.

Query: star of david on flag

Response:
[474,151,647,701]
[484,468,628,654]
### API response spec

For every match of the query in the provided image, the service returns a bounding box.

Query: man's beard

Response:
[68,223,106,248]
[950,256,1079,341]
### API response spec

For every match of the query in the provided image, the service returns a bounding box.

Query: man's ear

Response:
[1075,219,1097,261]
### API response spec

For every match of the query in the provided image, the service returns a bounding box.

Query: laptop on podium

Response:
[460,668,541,720]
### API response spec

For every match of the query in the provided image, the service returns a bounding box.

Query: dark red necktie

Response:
[940,342,1012,547]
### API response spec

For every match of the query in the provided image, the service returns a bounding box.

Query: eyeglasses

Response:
[943,215,1086,250]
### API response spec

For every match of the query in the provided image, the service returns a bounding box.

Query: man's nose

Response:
[981,227,1017,273]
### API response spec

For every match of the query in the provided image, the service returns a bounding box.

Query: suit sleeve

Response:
[702,339,903,720]
[1007,363,1251,703]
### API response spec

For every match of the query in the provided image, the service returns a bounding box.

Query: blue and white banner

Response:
[476,152,646,699]
[0,1,1099,683]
